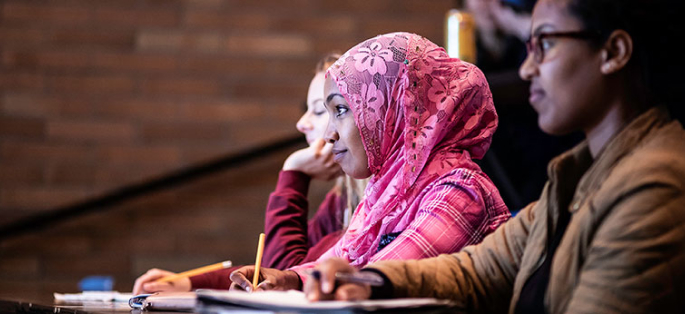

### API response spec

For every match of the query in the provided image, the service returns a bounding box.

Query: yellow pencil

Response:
[252,233,266,290]
[155,260,233,283]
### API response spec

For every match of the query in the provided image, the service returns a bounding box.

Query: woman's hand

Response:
[283,138,341,181]
[132,268,191,295]
[304,258,372,301]
[229,266,301,292]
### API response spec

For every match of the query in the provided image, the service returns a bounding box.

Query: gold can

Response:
[444,9,477,64]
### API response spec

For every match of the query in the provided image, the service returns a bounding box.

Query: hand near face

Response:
[229,266,301,292]
[132,268,191,295]
[283,138,342,181]
[304,258,372,301]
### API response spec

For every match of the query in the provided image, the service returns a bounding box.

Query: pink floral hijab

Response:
[322,32,498,266]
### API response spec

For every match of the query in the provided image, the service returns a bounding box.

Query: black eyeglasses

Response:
[525,30,601,63]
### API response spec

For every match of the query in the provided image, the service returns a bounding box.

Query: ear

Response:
[600,29,633,75]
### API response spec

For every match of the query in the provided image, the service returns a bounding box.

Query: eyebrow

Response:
[325,93,345,105]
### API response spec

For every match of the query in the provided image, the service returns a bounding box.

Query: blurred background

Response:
[0,0,463,300]
[0,0,582,301]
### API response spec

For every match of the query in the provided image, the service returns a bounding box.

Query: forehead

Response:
[323,75,339,94]
[531,0,583,34]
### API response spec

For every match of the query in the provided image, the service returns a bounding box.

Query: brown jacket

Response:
[369,107,685,313]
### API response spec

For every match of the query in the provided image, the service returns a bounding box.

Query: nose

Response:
[519,53,537,81]
[323,120,338,144]
[296,112,313,134]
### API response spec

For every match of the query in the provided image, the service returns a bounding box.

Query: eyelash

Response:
[334,105,348,117]
[313,110,326,116]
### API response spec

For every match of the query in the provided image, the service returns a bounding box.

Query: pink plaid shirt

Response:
[292,167,510,278]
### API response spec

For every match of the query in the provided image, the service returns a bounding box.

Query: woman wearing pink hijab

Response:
[230,32,510,291]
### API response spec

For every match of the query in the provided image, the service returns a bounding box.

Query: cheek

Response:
[341,121,369,171]
[310,116,329,135]
[538,59,601,134]
[351,134,369,174]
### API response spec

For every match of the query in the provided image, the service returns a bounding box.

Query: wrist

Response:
[285,270,303,290]
[282,157,302,171]
[361,269,393,299]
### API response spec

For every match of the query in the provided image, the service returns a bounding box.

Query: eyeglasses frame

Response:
[525,30,602,63]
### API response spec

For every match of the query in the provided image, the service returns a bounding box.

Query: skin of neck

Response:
[583,75,643,158]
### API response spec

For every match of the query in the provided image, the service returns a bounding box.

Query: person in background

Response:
[229,32,510,292]
[466,0,582,212]
[305,1,685,313]
[467,0,536,71]
[132,54,368,294]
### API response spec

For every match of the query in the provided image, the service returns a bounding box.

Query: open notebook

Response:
[196,289,456,313]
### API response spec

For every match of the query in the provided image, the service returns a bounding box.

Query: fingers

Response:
[318,265,338,294]
[133,269,172,295]
[229,267,255,292]
[312,138,326,157]
[141,281,173,293]
[229,282,244,292]
[144,276,191,294]
[304,271,333,301]
[320,143,340,178]
[255,280,274,291]
[318,141,333,159]
[322,145,337,168]
[317,257,354,294]
[304,273,320,301]
[305,259,359,302]
[335,283,371,301]
[283,139,341,180]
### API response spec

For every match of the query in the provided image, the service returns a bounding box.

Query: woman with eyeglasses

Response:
[304,0,685,312]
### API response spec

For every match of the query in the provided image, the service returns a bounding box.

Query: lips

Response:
[528,83,545,106]
[305,136,314,145]
[332,149,347,162]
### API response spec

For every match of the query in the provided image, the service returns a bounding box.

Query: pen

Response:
[305,269,384,287]
[252,233,266,290]
[155,260,232,283]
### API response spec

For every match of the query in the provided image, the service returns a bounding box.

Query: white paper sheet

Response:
[54,291,133,302]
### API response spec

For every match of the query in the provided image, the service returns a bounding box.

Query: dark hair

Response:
[567,0,684,123]
[315,52,342,74]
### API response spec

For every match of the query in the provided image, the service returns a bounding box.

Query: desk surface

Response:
[0,298,462,314]
[0,299,185,314]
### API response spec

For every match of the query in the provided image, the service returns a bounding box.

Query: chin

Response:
[344,166,371,179]
[538,119,573,136]
[350,173,371,179]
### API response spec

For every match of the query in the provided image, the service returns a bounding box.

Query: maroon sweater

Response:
[189,171,346,289]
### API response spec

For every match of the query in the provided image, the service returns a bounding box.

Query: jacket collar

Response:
[547,106,670,214]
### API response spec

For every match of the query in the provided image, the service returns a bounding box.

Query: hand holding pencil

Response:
[303,257,376,302]
[228,266,302,292]
[229,233,301,292]
[133,268,193,295]
[132,260,232,295]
